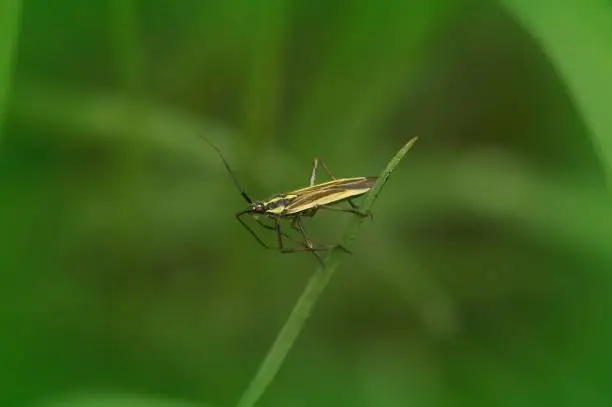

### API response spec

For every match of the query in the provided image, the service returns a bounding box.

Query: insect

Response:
[202,137,377,266]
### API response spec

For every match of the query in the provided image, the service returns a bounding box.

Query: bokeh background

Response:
[2,1,612,406]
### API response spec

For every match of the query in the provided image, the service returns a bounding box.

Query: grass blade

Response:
[0,0,22,140]
[502,0,612,187]
[235,136,419,407]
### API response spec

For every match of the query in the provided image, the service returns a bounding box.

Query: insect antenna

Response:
[200,136,252,204]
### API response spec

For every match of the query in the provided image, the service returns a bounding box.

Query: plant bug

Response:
[202,137,379,266]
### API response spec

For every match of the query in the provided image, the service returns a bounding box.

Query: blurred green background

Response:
[2,0,612,406]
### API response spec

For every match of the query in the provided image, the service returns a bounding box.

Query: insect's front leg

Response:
[253,216,310,248]
[235,212,276,249]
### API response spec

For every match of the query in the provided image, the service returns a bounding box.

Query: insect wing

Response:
[283,177,376,214]
[288,177,375,195]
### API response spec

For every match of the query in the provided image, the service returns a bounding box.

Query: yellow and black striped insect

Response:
[202,137,376,265]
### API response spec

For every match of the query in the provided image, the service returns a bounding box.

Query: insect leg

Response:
[272,218,325,267]
[310,157,340,185]
[236,212,276,249]
[309,158,319,186]
[253,216,310,248]
[318,159,337,180]
[346,199,360,210]
[344,199,375,221]
[274,218,285,249]
[288,217,335,250]
[292,217,352,256]
[236,212,340,261]
[292,219,315,249]
[316,204,373,219]
[238,211,311,247]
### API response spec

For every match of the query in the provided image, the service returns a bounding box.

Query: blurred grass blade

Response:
[502,0,612,187]
[110,0,145,96]
[32,393,217,407]
[288,2,446,153]
[0,0,22,140]
[235,137,418,407]
[242,0,287,148]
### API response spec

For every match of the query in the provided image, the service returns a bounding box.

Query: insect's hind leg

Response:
[309,158,319,186]
[344,197,374,219]
[290,217,352,256]
[309,157,339,186]
[240,214,345,268]
[316,203,373,219]
[271,218,325,267]
[286,217,348,252]
[318,159,337,180]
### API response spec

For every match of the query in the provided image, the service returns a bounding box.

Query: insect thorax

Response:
[262,194,297,216]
